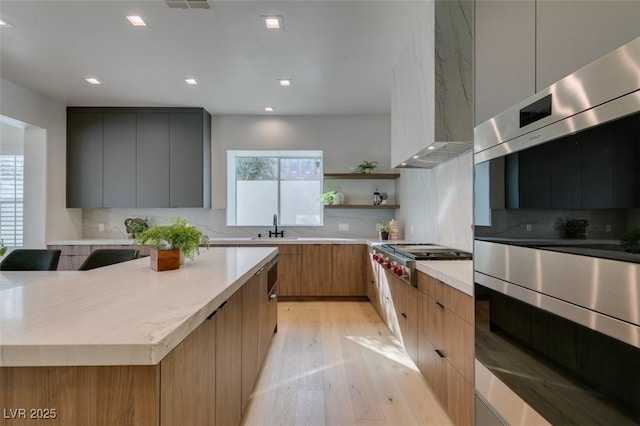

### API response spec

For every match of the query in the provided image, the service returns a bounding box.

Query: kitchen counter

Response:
[48,237,421,246]
[416,260,473,296]
[0,247,276,367]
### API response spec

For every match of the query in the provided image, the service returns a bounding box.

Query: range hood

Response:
[391,0,473,169]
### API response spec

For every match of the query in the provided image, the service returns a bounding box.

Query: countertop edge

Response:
[0,248,277,367]
[416,260,473,296]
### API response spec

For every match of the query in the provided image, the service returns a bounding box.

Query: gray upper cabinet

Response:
[536,1,640,91]
[103,112,136,208]
[474,0,535,126]
[137,113,170,208]
[67,112,103,208]
[67,107,211,208]
[169,111,211,208]
[474,0,640,126]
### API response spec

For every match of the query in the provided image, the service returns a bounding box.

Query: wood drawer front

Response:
[445,360,474,426]
[418,271,472,324]
[441,308,474,384]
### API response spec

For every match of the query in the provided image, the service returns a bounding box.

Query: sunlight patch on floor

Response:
[345,335,418,371]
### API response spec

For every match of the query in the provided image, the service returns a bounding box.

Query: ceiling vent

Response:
[166,0,211,9]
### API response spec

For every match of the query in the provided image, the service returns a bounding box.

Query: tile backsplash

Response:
[83,208,395,240]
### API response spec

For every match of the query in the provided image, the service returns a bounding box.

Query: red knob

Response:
[372,254,378,261]
[396,268,404,277]
[386,261,393,269]
[378,257,385,264]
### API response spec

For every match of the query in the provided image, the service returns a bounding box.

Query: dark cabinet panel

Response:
[550,136,582,209]
[581,128,614,208]
[517,143,551,208]
[137,113,170,208]
[67,112,103,208]
[103,112,136,208]
[612,120,638,208]
[67,107,211,208]
[169,113,205,207]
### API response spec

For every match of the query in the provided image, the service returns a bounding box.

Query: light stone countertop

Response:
[48,237,397,246]
[416,260,473,296]
[0,247,276,367]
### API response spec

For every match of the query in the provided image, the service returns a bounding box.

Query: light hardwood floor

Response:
[241,301,453,426]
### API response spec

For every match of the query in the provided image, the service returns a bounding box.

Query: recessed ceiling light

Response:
[85,78,102,85]
[427,146,436,150]
[0,18,14,28]
[185,78,198,85]
[412,155,419,159]
[264,107,274,112]
[401,162,408,166]
[279,79,292,87]
[126,15,147,26]
[263,16,283,30]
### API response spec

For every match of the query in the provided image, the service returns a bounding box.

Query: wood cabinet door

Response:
[445,361,474,426]
[301,244,332,296]
[387,274,418,364]
[161,318,215,426]
[277,253,301,297]
[331,244,365,296]
[241,271,261,414]
[215,291,243,426]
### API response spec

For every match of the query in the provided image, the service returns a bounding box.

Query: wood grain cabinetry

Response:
[215,290,243,426]
[301,244,333,296]
[241,270,261,414]
[274,245,301,297]
[386,272,418,364]
[161,317,216,425]
[417,271,473,426]
[331,244,365,296]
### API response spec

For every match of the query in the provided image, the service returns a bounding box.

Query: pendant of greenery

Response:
[135,217,210,261]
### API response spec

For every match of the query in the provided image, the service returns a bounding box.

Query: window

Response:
[227,150,323,226]
[0,152,24,246]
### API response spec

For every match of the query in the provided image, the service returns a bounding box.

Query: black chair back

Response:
[78,249,139,271]
[0,249,62,271]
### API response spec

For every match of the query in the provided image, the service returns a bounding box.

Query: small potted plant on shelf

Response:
[135,217,210,271]
[0,239,6,258]
[319,190,337,205]
[124,217,149,238]
[379,223,391,240]
[358,160,378,174]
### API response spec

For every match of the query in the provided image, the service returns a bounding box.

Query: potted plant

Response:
[0,239,6,258]
[135,217,210,271]
[379,223,391,240]
[124,217,149,238]
[563,218,588,239]
[358,160,378,174]
[620,228,640,253]
[319,190,337,205]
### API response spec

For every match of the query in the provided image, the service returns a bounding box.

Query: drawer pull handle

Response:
[401,313,407,319]
[206,310,218,320]
[435,301,445,309]
[255,267,264,275]
[435,349,445,358]
[217,301,228,311]
[269,293,277,300]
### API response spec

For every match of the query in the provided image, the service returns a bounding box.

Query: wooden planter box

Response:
[150,249,180,271]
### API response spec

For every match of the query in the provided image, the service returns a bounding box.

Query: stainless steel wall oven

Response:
[474,37,640,424]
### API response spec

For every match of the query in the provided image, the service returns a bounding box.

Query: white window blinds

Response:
[0,147,24,246]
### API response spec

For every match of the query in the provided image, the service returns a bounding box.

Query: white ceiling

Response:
[0,0,426,115]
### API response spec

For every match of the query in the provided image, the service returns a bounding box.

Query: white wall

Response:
[83,115,397,239]
[0,78,80,244]
[397,152,473,252]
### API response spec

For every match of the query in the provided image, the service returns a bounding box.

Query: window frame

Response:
[227,150,323,227]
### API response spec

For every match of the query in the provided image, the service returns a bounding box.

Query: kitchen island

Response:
[1,247,277,425]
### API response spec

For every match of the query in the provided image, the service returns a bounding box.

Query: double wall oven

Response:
[474,37,640,424]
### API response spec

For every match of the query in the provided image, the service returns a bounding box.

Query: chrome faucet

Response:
[269,213,284,238]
